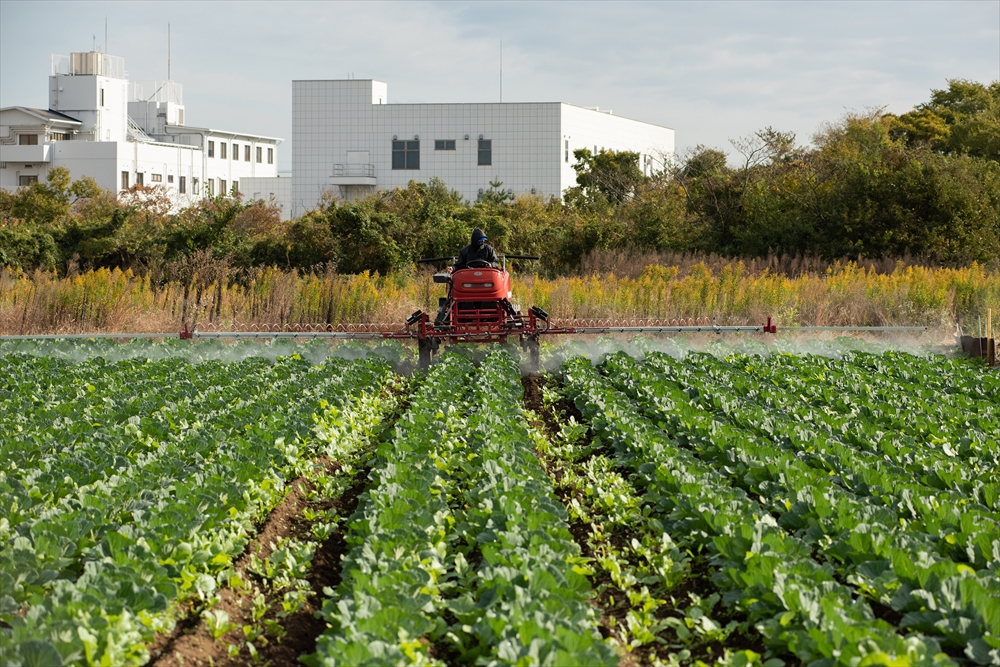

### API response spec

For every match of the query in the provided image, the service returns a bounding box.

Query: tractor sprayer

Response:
[0,254,959,370]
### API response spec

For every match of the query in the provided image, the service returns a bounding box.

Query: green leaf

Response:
[20,640,64,667]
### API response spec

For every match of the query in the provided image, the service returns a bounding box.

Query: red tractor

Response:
[413,255,545,368]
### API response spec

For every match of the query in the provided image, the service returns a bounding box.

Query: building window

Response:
[245,145,250,162]
[233,143,239,161]
[233,180,239,196]
[49,133,71,142]
[392,140,419,170]
[193,177,200,195]
[121,171,129,189]
[219,179,227,195]
[151,173,162,182]
[207,179,214,196]
[18,134,38,145]
[101,89,105,107]
[267,147,273,164]
[136,172,144,186]
[167,175,174,183]
[478,139,492,166]
[220,142,228,159]
[434,140,456,150]
[256,146,262,163]
[565,140,569,163]
[179,176,186,194]
[18,175,38,186]
[208,140,215,158]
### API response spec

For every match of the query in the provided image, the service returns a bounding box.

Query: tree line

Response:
[1,79,998,279]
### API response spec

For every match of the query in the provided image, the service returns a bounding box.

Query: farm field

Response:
[0,338,998,667]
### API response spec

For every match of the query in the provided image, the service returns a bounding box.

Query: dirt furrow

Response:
[146,458,372,667]
[521,372,767,666]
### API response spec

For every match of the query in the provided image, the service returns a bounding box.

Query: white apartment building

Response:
[290,79,674,216]
[0,51,281,209]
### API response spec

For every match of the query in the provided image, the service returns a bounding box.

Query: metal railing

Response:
[51,53,126,79]
[130,80,184,104]
[331,163,375,178]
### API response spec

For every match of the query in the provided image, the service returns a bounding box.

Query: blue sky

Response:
[2,1,997,171]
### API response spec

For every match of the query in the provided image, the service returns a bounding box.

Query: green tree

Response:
[566,148,647,206]
[1,167,74,225]
[0,224,59,271]
[891,79,1000,160]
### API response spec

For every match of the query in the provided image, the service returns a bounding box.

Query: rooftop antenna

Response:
[93,34,96,51]
[500,40,503,103]
[168,23,171,80]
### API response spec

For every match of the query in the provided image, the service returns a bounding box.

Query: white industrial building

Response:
[0,51,281,210]
[289,79,675,217]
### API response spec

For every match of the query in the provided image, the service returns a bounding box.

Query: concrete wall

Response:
[559,104,675,192]
[241,176,293,220]
[50,73,129,143]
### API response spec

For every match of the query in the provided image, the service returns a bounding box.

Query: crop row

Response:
[2,356,288,527]
[715,350,1000,468]
[310,349,615,666]
[532,383,738,663]
[0,352,398,667]
[601,351,999,662]
[562,355,959,666]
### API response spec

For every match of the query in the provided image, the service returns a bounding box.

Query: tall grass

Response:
[1,259,997,335]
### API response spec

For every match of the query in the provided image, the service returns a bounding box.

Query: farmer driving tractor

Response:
[434,228,500,326]
[449,228,498,272]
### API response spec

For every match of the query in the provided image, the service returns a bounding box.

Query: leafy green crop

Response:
[2,340,997,667]
[562,355,962,667]
[0,349,397,667]
[602,350,1000,660]
[310,349,614,666]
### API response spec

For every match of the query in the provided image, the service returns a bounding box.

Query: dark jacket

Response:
[453,244,499,271]
[453,228,499,270]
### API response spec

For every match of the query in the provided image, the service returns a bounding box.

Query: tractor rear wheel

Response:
[418,338,438,369]
[521,335,540,372]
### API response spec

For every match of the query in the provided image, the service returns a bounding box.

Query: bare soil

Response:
[146,459,371,667]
